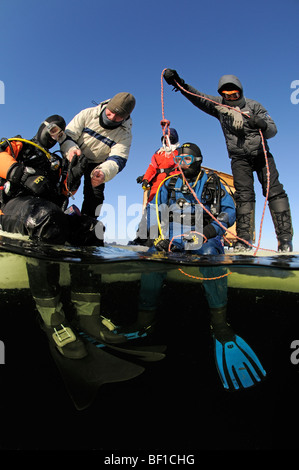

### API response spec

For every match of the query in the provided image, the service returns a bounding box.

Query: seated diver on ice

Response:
[119,142,266,390]
[0,115,103,245]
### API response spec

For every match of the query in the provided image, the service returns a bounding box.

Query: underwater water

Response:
[0,240,299,451]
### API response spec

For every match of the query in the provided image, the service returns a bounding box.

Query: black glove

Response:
[6,163,50,196]
[153,237,171,252]
[67,153,88,191]
[247,115,267,131]
[142,179,151,191]
[136,175,144,184]
[163,69,185,89]
[153,236,181,252]
[203,223,217,240]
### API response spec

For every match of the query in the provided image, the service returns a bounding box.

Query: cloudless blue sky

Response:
[0,0,298,250]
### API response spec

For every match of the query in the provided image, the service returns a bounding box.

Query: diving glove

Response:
[67,153,88,191]
[142,179,150,191]
[215,105,244,131]
[163,69,185,90]
[246,115,267,131]
[6,163,50,196]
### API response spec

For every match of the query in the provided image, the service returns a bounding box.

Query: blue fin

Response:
[214,335,266,391]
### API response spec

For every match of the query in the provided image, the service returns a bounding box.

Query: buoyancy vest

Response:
[166,171,228,226]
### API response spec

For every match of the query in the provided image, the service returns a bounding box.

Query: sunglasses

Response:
[221,90,241,101]
[174,155,194,165]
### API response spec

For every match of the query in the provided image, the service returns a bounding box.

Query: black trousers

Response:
[81,162,105,217]
[230,152,287,204]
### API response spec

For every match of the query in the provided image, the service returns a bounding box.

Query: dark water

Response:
[0,242,299,451]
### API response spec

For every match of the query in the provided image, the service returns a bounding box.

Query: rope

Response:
[178,268,232,281]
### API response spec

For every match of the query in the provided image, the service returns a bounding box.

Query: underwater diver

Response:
[59,92,136,218]
[0,116,119,359]
[118,142,266,389]
[0,116,146,410]
[163,69,293,252]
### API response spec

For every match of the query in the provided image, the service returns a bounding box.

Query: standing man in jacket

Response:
[60,92,136,218]
[163,69,293,252]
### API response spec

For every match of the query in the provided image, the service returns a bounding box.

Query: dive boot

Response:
[34,296,87,359]
[43,322,88,359]
[79,315,128,344]
[234,202,255,252]
[269,197,293,252]
[71,292,127,344]
[117,309,157,339]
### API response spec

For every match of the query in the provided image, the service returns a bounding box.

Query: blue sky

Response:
[0,0,298,250]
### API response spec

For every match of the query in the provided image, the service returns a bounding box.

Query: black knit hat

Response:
[161,128,179,145]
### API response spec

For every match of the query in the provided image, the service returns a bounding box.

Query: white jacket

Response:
[61,100,133,182]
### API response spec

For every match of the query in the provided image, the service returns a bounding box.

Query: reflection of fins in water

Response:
[48,341,145,411]
[214,335,266,391]
[79,331,166,363]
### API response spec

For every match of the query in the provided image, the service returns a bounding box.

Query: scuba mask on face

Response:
[176,143,203,179]
[34,115,66,150]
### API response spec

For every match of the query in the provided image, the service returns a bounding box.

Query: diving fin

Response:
[214,334,266,391]
[48,341,145,411]
[209,306,266,391]
[79,331,166,362]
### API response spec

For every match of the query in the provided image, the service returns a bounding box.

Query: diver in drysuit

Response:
[120,142,236,334]
[0,115,100,245]
[0,116,114,359]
